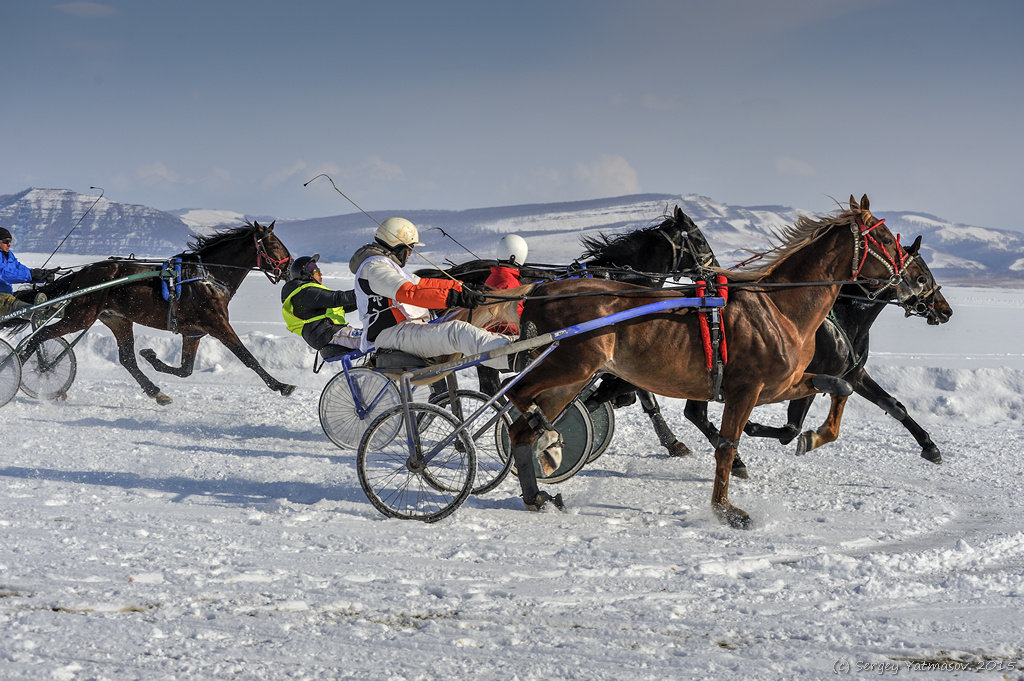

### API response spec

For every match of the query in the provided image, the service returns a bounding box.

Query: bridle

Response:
[254,232,291,284]
[851,216,915,302]
[656,224,719,281]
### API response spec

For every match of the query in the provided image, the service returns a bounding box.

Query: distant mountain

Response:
[3,187,1023,286]
[0,188,193,257]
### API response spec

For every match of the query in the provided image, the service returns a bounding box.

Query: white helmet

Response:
[496,234,528,266]
[375,217,424,249]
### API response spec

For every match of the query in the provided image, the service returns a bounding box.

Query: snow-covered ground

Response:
[2,269,1023,680]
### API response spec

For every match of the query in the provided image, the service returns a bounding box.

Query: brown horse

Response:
[2,221,293,404]
[503,195,918,528]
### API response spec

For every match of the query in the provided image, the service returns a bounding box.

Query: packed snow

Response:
[2,262,1023,680]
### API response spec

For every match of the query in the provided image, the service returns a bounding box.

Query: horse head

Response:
[252,220,292,284]
[896,235,953,325]
[848,194,933,314]
[665,205,720,275]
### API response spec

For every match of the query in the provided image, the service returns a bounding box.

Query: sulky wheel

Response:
[429,389,514,495]
[357,403,476,522]
[0,339,22,408]
[19,337,76,400]
[319,367,402,450]
[584,400,615,463]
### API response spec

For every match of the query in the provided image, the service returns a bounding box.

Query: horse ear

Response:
[849,195,858,211]
[907,234,922,254]
[267,220,275,232]
[860,194,870,211]
[674,205,683,219]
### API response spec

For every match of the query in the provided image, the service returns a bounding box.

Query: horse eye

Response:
[917,275,928,285]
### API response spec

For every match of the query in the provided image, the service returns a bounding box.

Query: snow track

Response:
[2,287,1024,680]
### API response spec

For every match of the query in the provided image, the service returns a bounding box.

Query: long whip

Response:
[42,186,104,268]
[302,173,458,281]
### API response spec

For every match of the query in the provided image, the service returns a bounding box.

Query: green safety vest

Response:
[281,282,347,335]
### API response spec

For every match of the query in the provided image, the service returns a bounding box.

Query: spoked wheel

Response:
[585,401,615,463]
[0,339,23,408]
[508,398,595,484]
[357,403,476,522]
[20,337,77,400]
[429,389,514,495]
[319,368,402,450]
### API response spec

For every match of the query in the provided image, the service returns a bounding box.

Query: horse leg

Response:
[509,382,587,511]
[712,393,759,529]
[99,314,171,404]
[205,323,296,396]
[682,400,749,479]
[744,397,812,445]
[852,370,942,464]
[794,395,847,456]
[140,335,202,377]
[637,390,691,457]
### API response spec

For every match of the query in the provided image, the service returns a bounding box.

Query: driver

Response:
[348,217,522,370]
[0,227,56,319]
[281,253,361,351]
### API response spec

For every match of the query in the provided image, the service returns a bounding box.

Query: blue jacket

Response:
[0,251,33,294]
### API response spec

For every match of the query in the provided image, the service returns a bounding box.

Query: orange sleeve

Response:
[395,279,460,309]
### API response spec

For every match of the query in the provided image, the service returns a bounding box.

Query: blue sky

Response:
[2,0,1022,230]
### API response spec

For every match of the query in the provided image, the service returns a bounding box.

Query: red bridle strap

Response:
[852,218,908,280]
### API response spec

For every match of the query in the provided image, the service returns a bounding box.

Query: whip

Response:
[302,173,459,281]
[42,186,104,269]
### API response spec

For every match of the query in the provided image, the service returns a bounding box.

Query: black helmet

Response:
[289,253,321,281]
[0,227,11,242]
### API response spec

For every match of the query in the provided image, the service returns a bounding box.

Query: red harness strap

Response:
[696,275,728,369]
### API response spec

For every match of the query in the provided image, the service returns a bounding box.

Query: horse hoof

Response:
[666,441,691,457]
[153,392,172,405]
[795,431,813,456]
[279,384,297,397]
[921,447,943,464]
[139,348,157,361]
[524,492,565,512]
[731,463,749,480]
[714,503,751,530]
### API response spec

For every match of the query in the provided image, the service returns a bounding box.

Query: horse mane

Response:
[184,222,258,254]
[716,208,857,282]
[578,217,669,263]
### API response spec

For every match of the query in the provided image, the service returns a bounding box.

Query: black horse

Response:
[419,206,718,456]
[680,235,953,475]
[3,221,294,404]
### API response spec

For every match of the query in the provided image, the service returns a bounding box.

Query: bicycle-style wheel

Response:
[430,389,514,495]
[20,337,77,400]
[508,398,595,484]
[0,339,22,408]
[357,403,476,522]
[319,368,402,450]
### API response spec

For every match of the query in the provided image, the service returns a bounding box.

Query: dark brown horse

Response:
[2,221,293,404]
[504,195,917,528]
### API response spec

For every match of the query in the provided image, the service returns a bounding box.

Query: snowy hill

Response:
[3,187,1024,285]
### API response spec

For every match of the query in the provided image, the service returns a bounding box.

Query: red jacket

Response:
[484,265,523,334]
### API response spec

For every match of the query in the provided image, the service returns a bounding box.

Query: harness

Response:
[696,275,729,402]
[160,257,209,333]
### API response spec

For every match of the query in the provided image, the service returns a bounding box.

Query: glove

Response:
[30,268,53,283]
[446,285,486,309]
